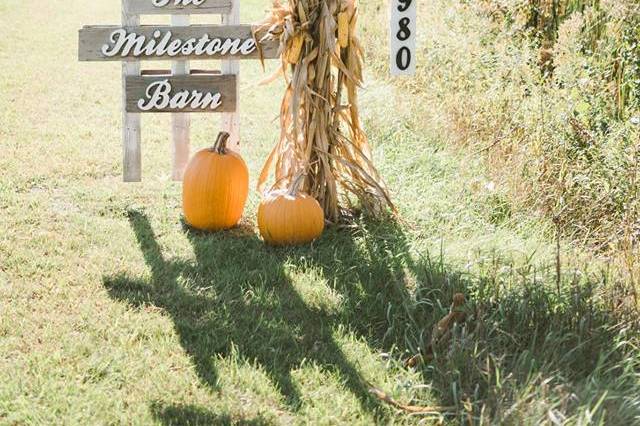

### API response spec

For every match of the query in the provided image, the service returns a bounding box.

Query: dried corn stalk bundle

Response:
[254,0,394,222]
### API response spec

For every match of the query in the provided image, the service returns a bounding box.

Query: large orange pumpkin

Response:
[182,132,249,231]
[257,174,325,245]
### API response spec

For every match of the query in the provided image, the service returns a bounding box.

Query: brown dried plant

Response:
[253,0,394,223]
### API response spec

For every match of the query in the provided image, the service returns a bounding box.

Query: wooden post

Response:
[122,0,141,182]
[171,14,191,181]
[221,0,240,151]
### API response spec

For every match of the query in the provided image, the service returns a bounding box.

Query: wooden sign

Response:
[128,0,232,15]
[79,0,274,182]
[125,74,236,113]
[78,25,279,61]
[389,0,417,76]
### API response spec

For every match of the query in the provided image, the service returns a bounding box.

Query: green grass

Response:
[1,0,639,424]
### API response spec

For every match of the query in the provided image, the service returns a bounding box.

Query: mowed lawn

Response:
[1,0,639,425]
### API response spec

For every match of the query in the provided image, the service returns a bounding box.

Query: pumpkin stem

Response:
[211,131,231,154]
[288,173,306,197]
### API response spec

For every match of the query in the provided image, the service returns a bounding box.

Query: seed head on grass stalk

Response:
[253,0,394,223]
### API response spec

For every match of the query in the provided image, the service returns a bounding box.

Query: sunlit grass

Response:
[0,0,638,424]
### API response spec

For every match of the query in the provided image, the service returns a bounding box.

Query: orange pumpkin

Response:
[257,174,325,245]
[182,132,249,231]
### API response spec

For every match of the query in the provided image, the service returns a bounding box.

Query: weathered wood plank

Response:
[78,25,278,61]
[171,14,190,181]
[122,0,141,182]
[125,74,237,113]
[221,0,240,151]
[128,0,232,15]
[141,69,221,75]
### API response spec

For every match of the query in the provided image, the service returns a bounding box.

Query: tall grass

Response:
[490,0,640,115]
[360,0,640,295]
[356,5,640,419]
[389,247,640,423]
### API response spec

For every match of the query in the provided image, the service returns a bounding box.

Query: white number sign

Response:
[389,0,416,76]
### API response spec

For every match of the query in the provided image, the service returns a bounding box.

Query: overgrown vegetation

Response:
[361,0,640,290]
[354,0,640,422]
[1,0,639,424]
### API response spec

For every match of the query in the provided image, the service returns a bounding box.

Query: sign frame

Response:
[80,0,273,182]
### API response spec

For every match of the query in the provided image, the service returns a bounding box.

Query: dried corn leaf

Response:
[254,0,394,222]
[337,12,349,48]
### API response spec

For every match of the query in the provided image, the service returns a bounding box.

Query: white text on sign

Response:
[101,30,255,58]
[125,75,237,113]
[126,0,232,15]
[78,25,279,61]
[153,0,206,6]
[138,80,222,111]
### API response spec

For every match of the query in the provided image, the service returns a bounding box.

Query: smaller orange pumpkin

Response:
[258,174,325,246]
[182,132,249,231]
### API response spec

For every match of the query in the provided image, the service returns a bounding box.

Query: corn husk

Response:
[337,12,349,48]
[254,0,394,223]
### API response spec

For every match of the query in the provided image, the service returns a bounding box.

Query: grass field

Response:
[1,0,639,424]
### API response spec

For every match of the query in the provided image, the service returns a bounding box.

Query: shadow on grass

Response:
[103,209,638,424]
[399,251,639,423]
[150,402,272,426]
[103,209,417,421]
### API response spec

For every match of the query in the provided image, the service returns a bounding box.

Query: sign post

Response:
[121,0,141,182]
[78,0,278,182]
[221,0,241,151]
[171,13,191,181]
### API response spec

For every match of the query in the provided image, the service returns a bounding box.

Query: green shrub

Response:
[361,0,639,283]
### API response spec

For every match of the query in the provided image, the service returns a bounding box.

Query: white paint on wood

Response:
[128,0,232,15]
[122,0,142,182]
[154,0,205,6]
[389,0,416,76]
[171,14,190,181]
[221,0,240,151]
[132,78,231,112]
